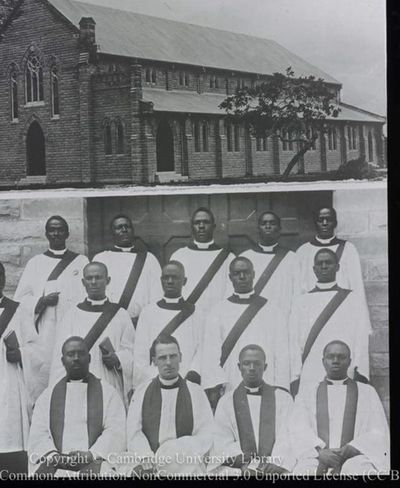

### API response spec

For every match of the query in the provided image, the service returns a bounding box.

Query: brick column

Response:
[216,118,226,179]
[78,58,95,183]
[339,124,347,165]
[272,134,280,175]
[320,131,327,172]
[244,125,253,176]
[182,117,192,177]
[359,124,366,160]
[130,64,144,182]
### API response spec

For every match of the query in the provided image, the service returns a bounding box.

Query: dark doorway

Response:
[26,121,46,175]
[156,119,174,172]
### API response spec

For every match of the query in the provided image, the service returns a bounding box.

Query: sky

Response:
[81,0,386,116]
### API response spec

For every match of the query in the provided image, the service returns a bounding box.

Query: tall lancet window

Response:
[26,54,44,103]
[11,71,18,121]
[51,67,60,117]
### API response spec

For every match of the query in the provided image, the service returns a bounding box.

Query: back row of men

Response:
[0,206,382,476]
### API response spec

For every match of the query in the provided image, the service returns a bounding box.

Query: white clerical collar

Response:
[87,297,108,305]
[315,235,336,245]
[327,377,348,385]
[159,376,180,386]
[49,248,67,255]
[245,385,262,393]
[316,281,337,290]
[193,239,215,249]
[69,379,84,383]
[258,242,278,252]
[115,245,134,252]
[163,296,183,304]
[234,290,255,300]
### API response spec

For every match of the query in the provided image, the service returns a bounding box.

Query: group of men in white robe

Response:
[0,205,389,477]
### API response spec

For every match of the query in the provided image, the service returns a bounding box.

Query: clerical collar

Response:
[87,297,108,305]
[69,379,84,383]
[163,296,183,304]
[316,281,337,290]
[234,290,255,300]
[193,239,215,250]
[326,377,349,385]
[159,376,181,389]
[315,235,336,245]
[258,242,278,253]
[48,248,67,256]
[114,245,134,252]
[245,385,262,395]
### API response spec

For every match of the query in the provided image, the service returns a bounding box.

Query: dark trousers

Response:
[0,451,28,477]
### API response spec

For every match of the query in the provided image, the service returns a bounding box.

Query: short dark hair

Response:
[229,256,254,273]
[45,215,69,232]
[84,261,109,278]
[258,211,281,227]
[150,334,181,360]
[314,248,338,264]
[191,207,215,225]
[239,344,266,363]
[61,336,88,355]
[323,340,351,358]
[313,206,338,226]
[110,214,133,230]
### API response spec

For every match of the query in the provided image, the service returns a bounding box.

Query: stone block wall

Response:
[333,187,389,417]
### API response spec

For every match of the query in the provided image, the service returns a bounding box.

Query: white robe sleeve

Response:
[132,309,154,388]
[146,254,163,305]
[114,309,135,398]
[288,297,303,385]
[126,382,154,459]
[270,306,291,390]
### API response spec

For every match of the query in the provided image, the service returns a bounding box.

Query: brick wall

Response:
[333,187,389,417]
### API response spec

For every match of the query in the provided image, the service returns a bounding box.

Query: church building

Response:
[0,0,386,187]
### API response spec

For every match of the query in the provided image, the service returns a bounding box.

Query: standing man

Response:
[209,345,295,476]
[14,216,88,398]
[291,341,390,475]
[133,261,201,388]
[201,257,290,410]
[126,335,213,476]
[289,249,371,396]
[240,211,300,323]
[29,337,126,477]
[49,262,134,407]
[0,263,42,478]
[170,208,235,324]
[93,214,162,327]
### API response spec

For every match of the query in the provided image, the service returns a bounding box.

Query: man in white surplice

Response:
[14,216,88,399]
[240,211,300,325]
[49,262,134,407]
[201,256,290,411]
[93,214,162,326]
[28,337,126,478]
[0,263,42,477]
[291,341,390,475]
[170,207,235,327]
[289,249,371,396]
[125,335,213,476]
[133,261,201,389]
[209,345,295,476]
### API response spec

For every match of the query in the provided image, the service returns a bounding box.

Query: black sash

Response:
[316,378,358,448]
[302,288,351,365]
[83,302,121,351]
[46,250,80,281]
[187,248,230,304]
[49,373,103,453]
[310,237,346,263]
[335,240,346,263]
[253,247,289,295]
[142,376,194,453]
[119,252,147,310]
[233,381,276,458]
[220,295,267,367]
[0,297,19,340]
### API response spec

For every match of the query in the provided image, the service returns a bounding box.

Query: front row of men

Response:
[27,336,389,477]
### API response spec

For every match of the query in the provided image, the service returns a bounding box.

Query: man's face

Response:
[229,260,255,294]
[153,342,181,380]
[46,219,69,250]
[238,349,266,388]
[161,264,186,298]
[315,208,336,239]
[62,340,91,380]
[258,213,281,245]
[82,264,110,300]
[191,211,215,243]
[313,251,339,283]
[111,217,134,247]
[322,343,351,380]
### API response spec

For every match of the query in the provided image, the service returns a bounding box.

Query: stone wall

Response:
[334,187,389,417]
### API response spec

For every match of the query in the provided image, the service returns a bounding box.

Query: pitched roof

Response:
[142,88,385,123]
[47,0,340,84]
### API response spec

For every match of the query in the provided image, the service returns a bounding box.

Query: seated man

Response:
[126,334,213,476]
[133,261,201,388]
[291,341,390,475]
[209,345,295,476]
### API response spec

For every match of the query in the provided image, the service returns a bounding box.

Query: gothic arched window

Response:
[104,119,112,155]
[116,119,124,154]
[26,54,44,103]
[10,70,18,121]
[202,122,209,152]
[51,67,60,117]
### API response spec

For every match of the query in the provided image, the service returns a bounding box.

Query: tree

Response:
[219,67,340,180]
[0,0,18,28]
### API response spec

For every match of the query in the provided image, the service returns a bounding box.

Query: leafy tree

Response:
[0,0,17,28]
[219,67,340,180]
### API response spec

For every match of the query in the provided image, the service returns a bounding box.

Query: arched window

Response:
[234,123,240,151]
[104,120,112,155]
[116,120,124,154]
[26,121,46,175]
[368,131,374,162]
[156,119,174,172]
[145,68,151,83]
[194,121,201,152]
[10,71,18,121]
[226,122,233,152]
[51,67,60,117]
[328,127,337,150]
[202,122,209,152]
[25,54,44,103]
[352,127,357,149]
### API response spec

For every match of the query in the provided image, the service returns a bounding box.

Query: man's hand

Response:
[318,448,343,469]
[132,462,156,478]
[6,347,21,364]
[260,463,290,474]
[67,450,94,470]
[35,293,60,313]
[205,384,224,411]
[102,352,121,370]
[335,444,361,462]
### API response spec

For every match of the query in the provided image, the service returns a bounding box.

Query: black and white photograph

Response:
[0,0,390,481]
